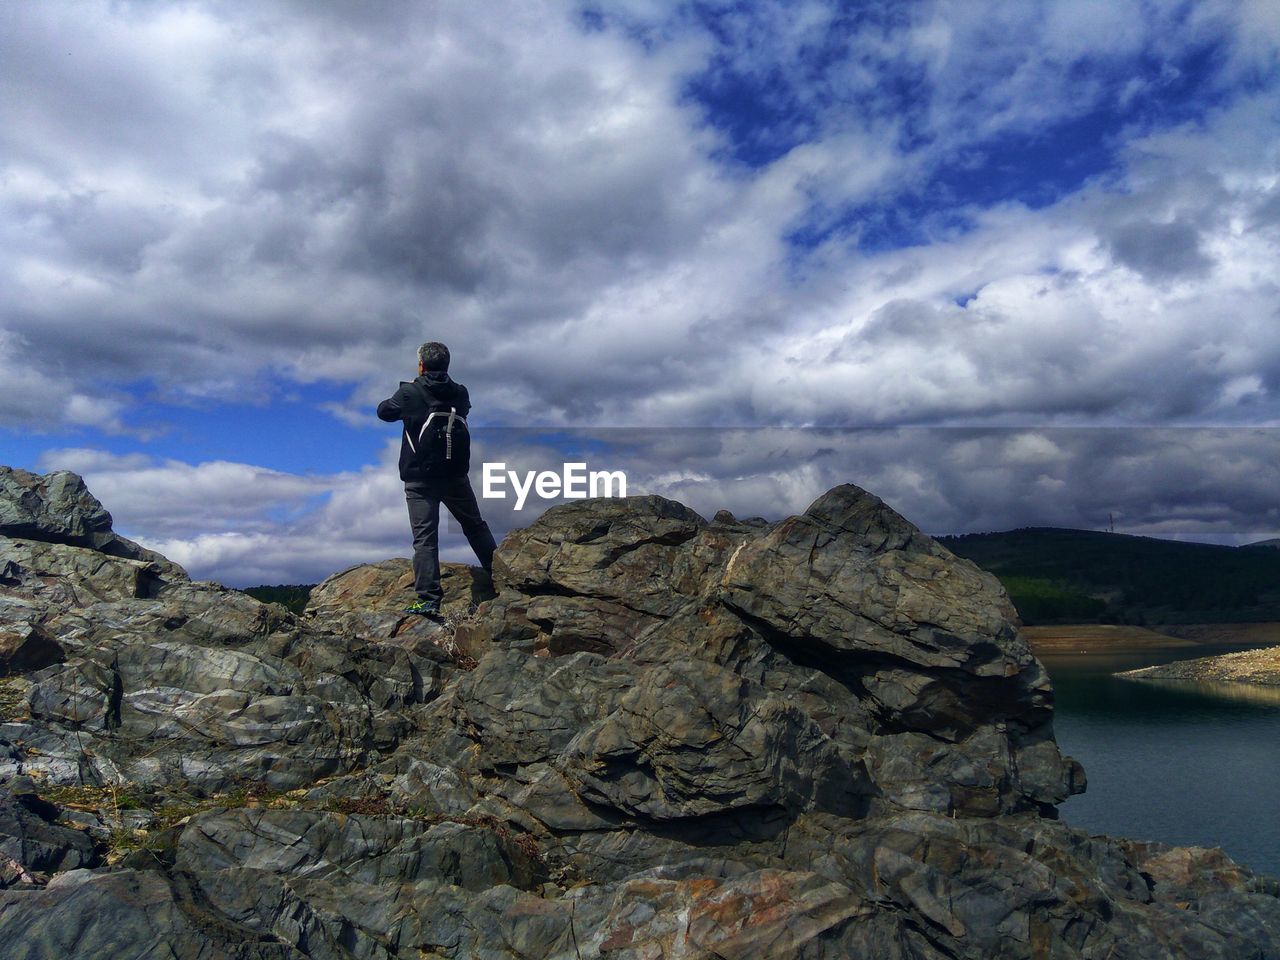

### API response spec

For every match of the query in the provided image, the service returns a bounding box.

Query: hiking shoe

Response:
[404,599,442,618]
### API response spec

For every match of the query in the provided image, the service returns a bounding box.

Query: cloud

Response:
[2,0,801,433]
[1104,218,1214,280]
[36,448,341,537]
[0,331,139,436]
[33,432,638,585]
[36,423,1280,586]
[765,81,1280,427]
[33,445,405,585]
[5,1,1280,582]
[3,0,1276,440]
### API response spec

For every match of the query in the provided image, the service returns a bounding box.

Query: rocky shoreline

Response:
[1118,644,1280,686]
[2,464,1279,958]
[1022,624,1200,652]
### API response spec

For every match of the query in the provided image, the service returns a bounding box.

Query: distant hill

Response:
[939,528,1280,626]
[1245,537,1280,550]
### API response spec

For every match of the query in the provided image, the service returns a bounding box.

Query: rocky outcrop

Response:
[451,489,1079,821]
[1,467,1277,958]
[0,470,462,797]
[0,467,116,550]
[0,466,184,577]
[306,557,493,650]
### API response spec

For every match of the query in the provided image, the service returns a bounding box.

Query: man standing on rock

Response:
[378,341,496,618]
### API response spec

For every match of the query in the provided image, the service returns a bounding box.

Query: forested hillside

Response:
[940,528,1280,625]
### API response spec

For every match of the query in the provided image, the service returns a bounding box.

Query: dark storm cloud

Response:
[1105,218,1214,280]
[2,0,780,432]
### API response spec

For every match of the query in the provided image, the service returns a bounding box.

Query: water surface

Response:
[1043,641,1280,878]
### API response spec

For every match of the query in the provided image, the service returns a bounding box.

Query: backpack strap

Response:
[407,406,467,457]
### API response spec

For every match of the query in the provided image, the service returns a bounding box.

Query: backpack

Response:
[405,400,471,477]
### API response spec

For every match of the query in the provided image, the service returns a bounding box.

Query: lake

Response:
[1041,641,1280,879]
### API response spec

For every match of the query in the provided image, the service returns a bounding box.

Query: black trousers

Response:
[405,476,496,604]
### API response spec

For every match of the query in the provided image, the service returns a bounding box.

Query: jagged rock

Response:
[1,466,1278,958]
[1118,838,1280,902]
[11,590,445,790]
[0,868,306,959]
[460,496,747,657]
[175,806,542,891]
[0,467,115,550]
[307,558,488,624]
[436,488,1079,820]
[0,477,461,794]
[0,787,95,885]
[0,622,63,677]
[562,658,871,819]
[0,536,168,605]
[0,467,185,578]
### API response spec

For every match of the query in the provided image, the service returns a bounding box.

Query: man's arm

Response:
[377,386,406,422]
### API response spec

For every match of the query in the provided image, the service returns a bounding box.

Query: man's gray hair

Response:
[418,341,450,372]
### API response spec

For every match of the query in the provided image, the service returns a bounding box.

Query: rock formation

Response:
[1,465,1278,958]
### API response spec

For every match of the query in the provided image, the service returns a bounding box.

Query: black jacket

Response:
[377,372,472,482]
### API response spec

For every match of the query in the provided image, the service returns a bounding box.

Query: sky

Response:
[2,0,1279,586]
